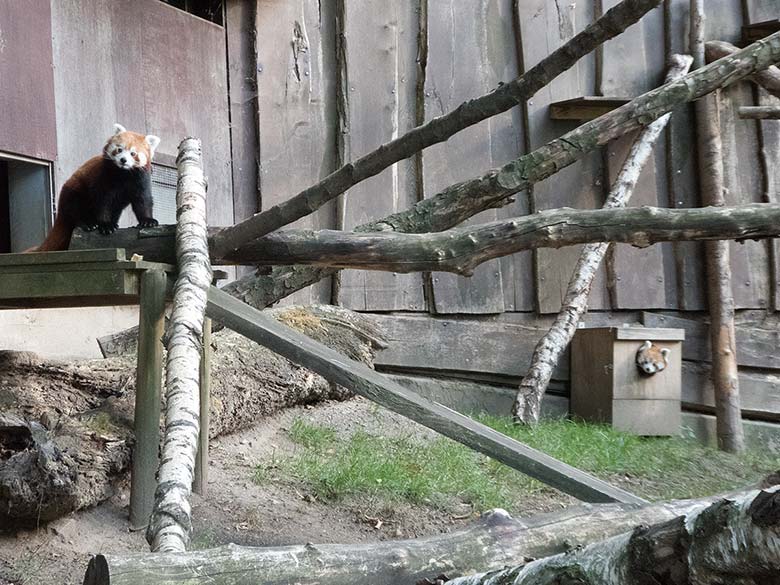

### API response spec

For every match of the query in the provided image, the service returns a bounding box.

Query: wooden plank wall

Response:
[50,0,233,228]
[0,0,57,161]
[253,0,337,305]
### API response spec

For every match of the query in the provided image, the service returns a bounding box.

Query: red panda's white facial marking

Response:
[103,123,160,171]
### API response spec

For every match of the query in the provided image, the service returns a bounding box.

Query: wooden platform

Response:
[0,248,177,529]
[743,19,780,44]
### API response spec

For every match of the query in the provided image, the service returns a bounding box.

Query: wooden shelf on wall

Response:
[743,19,780,45]
[549,96,631,121]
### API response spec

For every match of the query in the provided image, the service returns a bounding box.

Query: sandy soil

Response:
[0,397,566,585]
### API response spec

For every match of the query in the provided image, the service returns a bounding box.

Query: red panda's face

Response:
[103,124,160,171]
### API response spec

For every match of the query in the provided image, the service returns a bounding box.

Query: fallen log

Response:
[74,203,780,272]
[82,493,728,585]
[0,306,383,527]
[446,488,780,585]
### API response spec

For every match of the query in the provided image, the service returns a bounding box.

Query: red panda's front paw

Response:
[137,218,159,228]
[98,222,118,235]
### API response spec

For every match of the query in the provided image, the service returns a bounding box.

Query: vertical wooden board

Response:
[663,0,706,311]
[254,0,337,306]
[517,0,608,314]
[0,0,57,161]
[226,0,259,224]
[421,0,522,314]
[600,1,671,309]
[707,1,770,309]
[338,0,425,312]
[746,0,780,310]
[142,1,234,230]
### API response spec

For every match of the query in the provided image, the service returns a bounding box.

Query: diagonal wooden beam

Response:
[205,286,647,505]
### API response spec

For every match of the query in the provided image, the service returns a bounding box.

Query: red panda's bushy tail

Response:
[26,215,74,252]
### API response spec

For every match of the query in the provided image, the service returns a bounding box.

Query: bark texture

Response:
[81,494,737,585]
[147,138,213,552]
[511,55,692,425]
[74,203,780,273]
[695,9,744,455]
[738,105,780,119]
[705,40,780,100]
[445,488,780,585]
[208,0,664,256]
[0,308,383,528]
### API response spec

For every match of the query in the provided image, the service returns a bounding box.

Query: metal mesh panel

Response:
[151,163,177,225]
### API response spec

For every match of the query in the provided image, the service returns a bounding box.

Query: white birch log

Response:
[445,487,780,585]
[511,55,693,424]
[146,137,212,553]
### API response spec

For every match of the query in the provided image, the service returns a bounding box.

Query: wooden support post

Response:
[130,269,167,529]
[193,316,211,495]
[206,286,646,505]
[692,0,744,454]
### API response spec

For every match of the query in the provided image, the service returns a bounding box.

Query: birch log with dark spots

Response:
[444,488,780,585]
[208,0,664,257]
[74,203,780,273]
[694,4,744,455]
[510,55,692,425]
[146,138,213,553]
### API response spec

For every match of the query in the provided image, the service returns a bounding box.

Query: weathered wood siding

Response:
[50,0,233,228]
[0,0,57,161]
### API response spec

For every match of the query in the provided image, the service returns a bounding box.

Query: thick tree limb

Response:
[446,488,780,585]
[147,138,212,553]
[75,203,780,273]
[81,494,734,585]
[705,40,780,100]
[739,105,780,119]
[208,0,664,257]
[510,55,692,425]
[695,9,744,455]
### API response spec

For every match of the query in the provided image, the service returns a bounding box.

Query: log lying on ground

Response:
[0,307,383,527]
[208,0,663,256]
[705,40,780,100]
[82,492,733,585]
[511,55,692,425]
[446,488,780,585]
[75,203,780,272]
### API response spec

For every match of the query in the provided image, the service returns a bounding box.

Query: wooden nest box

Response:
[571,327,685,436]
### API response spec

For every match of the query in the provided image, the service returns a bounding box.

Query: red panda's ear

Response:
[145,135,160,155]
[113,123,126,135]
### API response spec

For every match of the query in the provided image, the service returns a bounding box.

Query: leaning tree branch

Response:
[75,203,780,273]
[511,55,692,426]
[85,32,780,313]
[446,488,780,585]
[209,0,663,257]
[146,138,212,553]
[705,40,780,100]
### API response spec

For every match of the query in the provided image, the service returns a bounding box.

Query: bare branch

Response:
[705,40,780,99]
[209,0,664,256]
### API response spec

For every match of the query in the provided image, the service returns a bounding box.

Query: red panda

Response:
[635,340,671,376]
[32,124,160,251]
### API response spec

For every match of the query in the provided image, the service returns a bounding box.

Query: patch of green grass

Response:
[258,417,776,512]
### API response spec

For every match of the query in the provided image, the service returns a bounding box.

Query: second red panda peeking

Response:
[33,124,160,251]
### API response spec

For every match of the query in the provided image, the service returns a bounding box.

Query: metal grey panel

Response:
[8,160,51,252]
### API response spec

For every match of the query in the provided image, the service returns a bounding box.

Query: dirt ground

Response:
[0,397,567,585]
